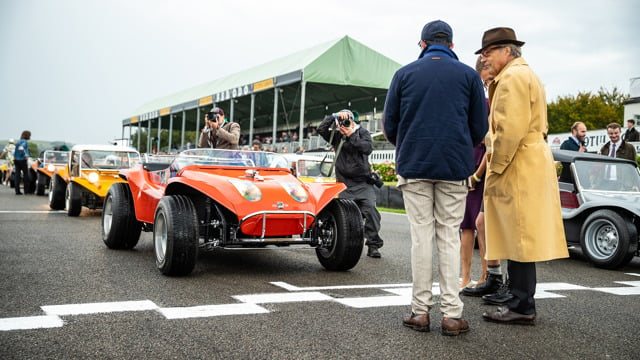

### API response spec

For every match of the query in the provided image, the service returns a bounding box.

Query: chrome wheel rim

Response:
[584,219,618,260]
[103,196,112,235]
[154,212,168,263]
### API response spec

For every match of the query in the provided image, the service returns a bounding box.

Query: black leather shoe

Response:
[462,273,503,296]
[402,312,430,332]
[482,280,513,305]
[367,247,381,258]
[441,317,470,336]
[482,306,535,325]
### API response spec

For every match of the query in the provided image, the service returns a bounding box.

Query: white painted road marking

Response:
[2,275,640,331]
[42,300,159,316]
[233,291,333,304]
[158,303,269,320]
[0,315,64,331]
[0,210,67,214]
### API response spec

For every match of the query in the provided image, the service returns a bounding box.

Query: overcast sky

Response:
[1,0,638,145]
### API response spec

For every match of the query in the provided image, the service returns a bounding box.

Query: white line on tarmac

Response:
[233,291,333,304]
[0,210,67,214]
[158,303,269,319]
[270,281,413,291]
[0,315,63,331]
[42,300,159,316]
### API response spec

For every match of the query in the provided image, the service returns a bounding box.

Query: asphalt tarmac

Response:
[1,184,639,359]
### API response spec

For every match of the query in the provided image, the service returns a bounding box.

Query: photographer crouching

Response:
[317,110,384,258]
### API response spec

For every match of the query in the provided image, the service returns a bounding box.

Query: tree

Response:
[547,86,627,134]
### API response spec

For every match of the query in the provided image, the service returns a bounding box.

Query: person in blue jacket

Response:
[13,130,31,195]
[382,20,487,336]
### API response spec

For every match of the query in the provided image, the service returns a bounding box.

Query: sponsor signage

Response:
[199,96,213,106]
[253,78,274,92]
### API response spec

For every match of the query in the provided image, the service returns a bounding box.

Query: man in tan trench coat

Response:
[475,27,569,325]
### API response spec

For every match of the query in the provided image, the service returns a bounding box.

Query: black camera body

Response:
[338,118,351,128]
[208,113,218,122]
[331,113,351,128]
[367,172,384,188]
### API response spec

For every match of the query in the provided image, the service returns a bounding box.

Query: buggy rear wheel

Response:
[580,209,637,269]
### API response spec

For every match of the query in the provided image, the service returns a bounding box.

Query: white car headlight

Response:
[47,164,56,172]
[279,182,309,203]
[228,179,262,202]
[88,172,100,184]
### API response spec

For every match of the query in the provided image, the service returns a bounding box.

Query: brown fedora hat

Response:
[475,27,525,54]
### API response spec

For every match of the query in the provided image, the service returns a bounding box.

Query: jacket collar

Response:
[492,57,528,83]
[418,44,458,60]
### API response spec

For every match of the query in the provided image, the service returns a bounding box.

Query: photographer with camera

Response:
[317,109,384,258]
[197,107,241,150]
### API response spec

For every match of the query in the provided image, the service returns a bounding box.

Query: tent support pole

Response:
[249,93,255,145]
[299,80,306,151]
[168,114,173,152]
[181,110,186,150]
[272,88,279,148]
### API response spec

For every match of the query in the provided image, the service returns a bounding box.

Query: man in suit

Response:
[558,122,588,182]
[623,119,639,142]
[599,122,637,163]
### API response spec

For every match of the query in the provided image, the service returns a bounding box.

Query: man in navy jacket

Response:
[382,20,487,336]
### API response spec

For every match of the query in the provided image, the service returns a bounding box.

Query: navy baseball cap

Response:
[421,20,453,42]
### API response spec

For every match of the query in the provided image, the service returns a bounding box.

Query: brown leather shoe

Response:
[482,306,536,325]
[402,312,430,332]
[441,317,470,336]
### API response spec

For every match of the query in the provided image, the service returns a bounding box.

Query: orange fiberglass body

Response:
[102,149,364,276]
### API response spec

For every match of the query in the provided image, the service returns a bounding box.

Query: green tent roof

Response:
[129,35,402,118]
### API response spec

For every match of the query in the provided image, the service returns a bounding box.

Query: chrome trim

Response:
[240,210,315,239]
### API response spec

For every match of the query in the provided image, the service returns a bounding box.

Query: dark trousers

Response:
[13,159,29,194]
[339,182,383,249]
[507,260,536,315]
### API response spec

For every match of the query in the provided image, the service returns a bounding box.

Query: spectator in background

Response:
[623,119,639,142]
[599,122,637,162]
[462,57,507,303]
[558,122,588,182]
[13,130,31,195]
[560,122,588,152]
[251,140,262,151]
[459,56,489,290]
[1,138,16,186]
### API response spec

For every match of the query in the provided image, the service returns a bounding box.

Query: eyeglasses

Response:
[481,45,505,58]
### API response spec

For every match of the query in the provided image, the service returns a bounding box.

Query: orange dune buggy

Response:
[101,148,364,276]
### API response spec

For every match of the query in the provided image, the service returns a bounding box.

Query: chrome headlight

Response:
[228,179,262,202]
[47,164,56,172]
[279,182,309,203]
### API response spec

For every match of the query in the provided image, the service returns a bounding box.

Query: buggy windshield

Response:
[171,149,289,172]
[574,160,640,192]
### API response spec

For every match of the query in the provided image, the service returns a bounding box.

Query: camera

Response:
[367,172,384,188]
[208,113,218,122]
[332,113,351,128]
